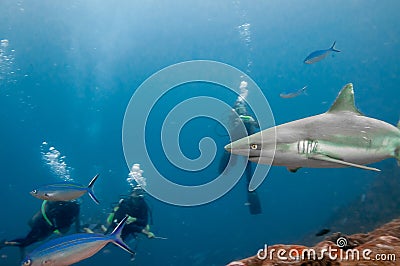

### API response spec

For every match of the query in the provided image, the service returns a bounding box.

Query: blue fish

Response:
[30,174,100,204]
[21,216,134,266]
[304,41,340,64]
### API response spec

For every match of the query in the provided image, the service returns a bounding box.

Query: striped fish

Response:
[21,216,134,266]
[30,174,100,204]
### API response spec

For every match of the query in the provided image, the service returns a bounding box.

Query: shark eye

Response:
[32,189,37,194]
[23,259,32,266]
[250,144,258,150]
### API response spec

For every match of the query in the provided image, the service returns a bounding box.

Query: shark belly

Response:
[271,139,390,169]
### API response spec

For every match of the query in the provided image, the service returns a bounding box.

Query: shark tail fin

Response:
[330,41,341,52]
[87,174,100,204]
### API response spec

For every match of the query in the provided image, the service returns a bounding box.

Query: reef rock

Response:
[227,218,400,265]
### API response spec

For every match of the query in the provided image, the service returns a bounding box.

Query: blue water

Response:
[0,1,399,265]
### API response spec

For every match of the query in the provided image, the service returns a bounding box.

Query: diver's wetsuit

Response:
[2,201,80,248]
[106,196,149,241]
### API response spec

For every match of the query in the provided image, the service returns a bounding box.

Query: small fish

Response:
[315,228,331,236]
[30,174,100,204]
[304,41,340,64]
[280,86,307,99]
[21,216,134,266]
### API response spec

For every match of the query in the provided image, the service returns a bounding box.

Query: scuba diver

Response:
[105,185,154,240]
[219,81,262,215]
[81,185,158,262]
[89,185,155,263]
[0,200,80,256]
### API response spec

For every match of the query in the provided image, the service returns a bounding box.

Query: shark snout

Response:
[224,139,252,156]
[224,143,232,152]
[224,141,245,155]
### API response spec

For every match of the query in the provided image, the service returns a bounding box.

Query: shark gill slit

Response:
[297,140,318,155]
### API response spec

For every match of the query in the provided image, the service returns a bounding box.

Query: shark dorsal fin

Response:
[327,83,363,115]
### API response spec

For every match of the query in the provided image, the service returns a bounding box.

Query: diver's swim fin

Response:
[247,191,262,215]
[244,162,262,214]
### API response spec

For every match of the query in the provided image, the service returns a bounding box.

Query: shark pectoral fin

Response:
[308,154,381,172]
[287,167,300,173]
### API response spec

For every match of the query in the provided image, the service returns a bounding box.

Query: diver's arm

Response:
[104,200,127,233]
[141,225,155,238]
[6,223,53,248]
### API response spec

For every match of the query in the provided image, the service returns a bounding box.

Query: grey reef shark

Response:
[225,83,400,173]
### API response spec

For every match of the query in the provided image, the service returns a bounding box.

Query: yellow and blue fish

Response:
[21,216,134,266]
[304,41,340,64]
[30,174,100,204]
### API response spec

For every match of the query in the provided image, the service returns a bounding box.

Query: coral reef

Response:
[227,165,400,266]
[227,215,400,265]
